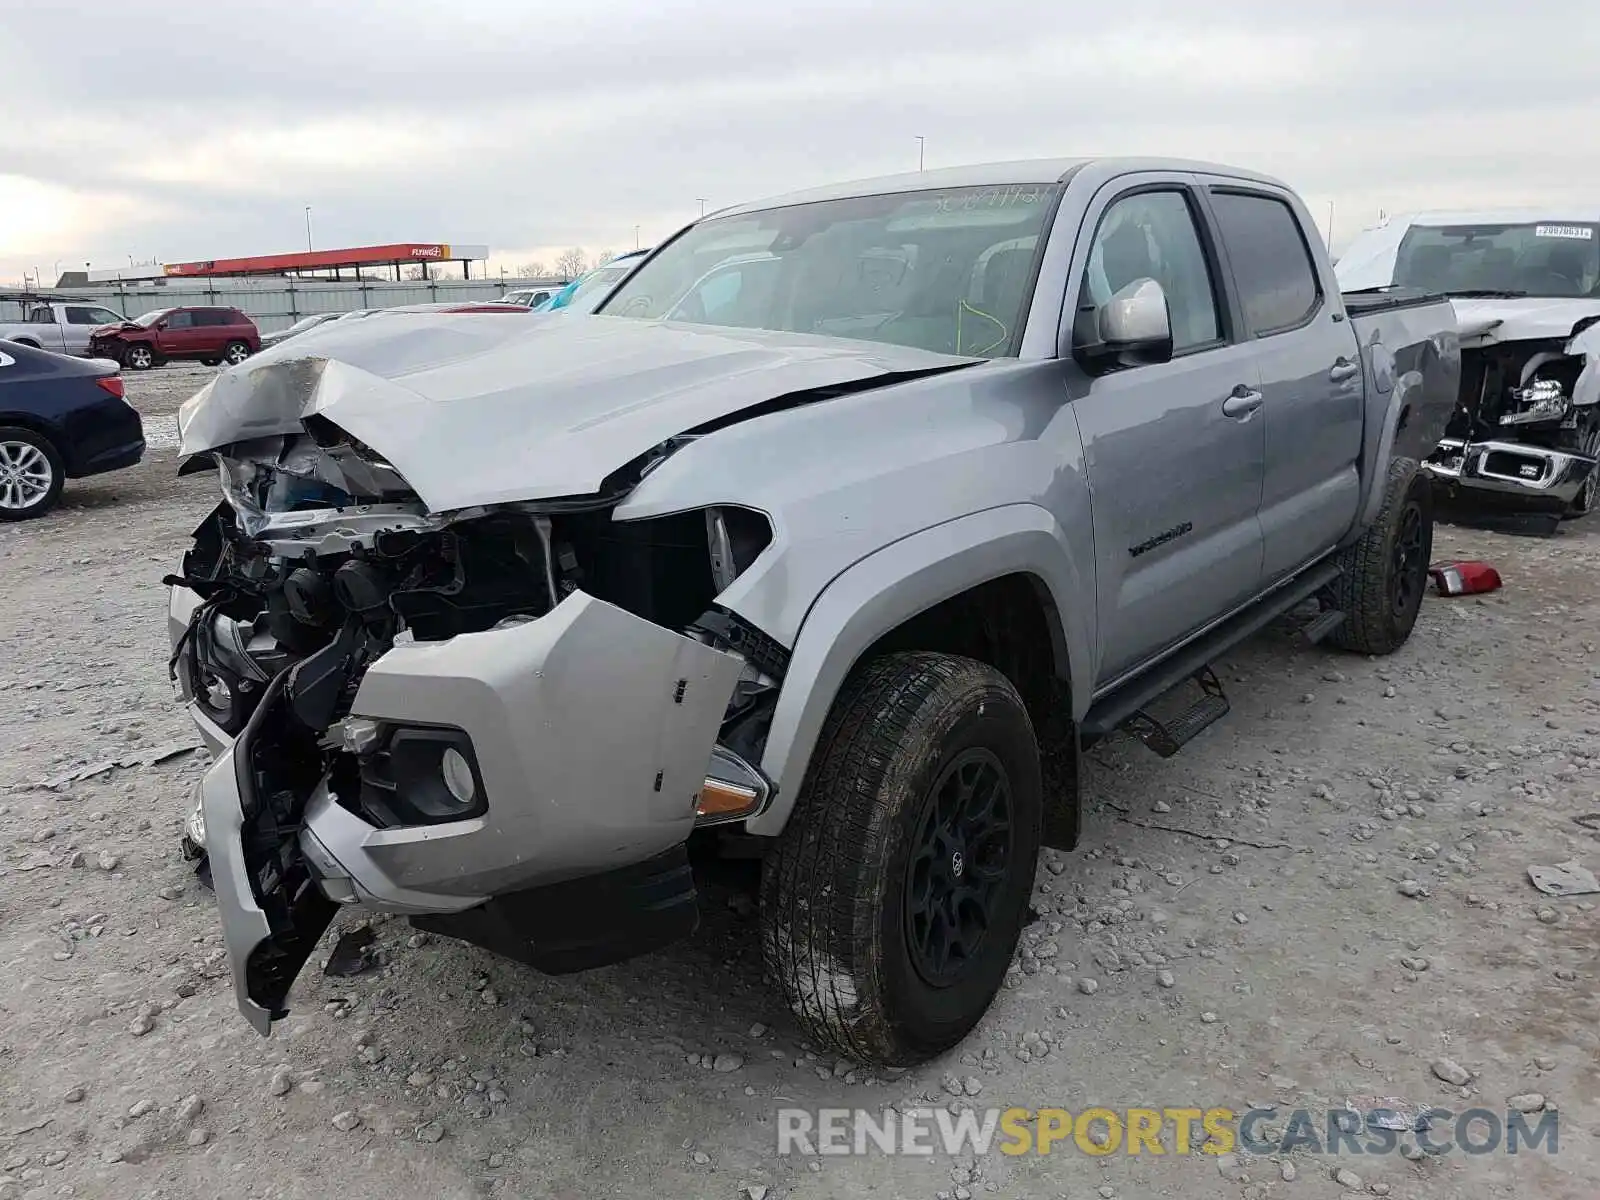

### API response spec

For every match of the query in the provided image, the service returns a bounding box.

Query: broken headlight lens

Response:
[1501,378,1569,426]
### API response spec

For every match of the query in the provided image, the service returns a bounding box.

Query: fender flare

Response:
[745,503,1092,836]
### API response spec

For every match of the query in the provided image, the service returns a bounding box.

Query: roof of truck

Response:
[716,157,1292,217]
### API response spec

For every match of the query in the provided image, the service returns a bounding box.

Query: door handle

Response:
[1329,358,1360,383]
[1221,387,1263,418]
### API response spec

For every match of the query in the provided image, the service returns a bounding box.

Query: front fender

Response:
[745,503,1092,836]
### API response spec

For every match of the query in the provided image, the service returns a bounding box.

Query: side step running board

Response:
[1124,667,1229,758]
[1301,608,1346,644]
[1082,558,1344,743]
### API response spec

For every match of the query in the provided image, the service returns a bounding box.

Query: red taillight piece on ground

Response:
[95,375,125,399]
[1428,561,1502,596]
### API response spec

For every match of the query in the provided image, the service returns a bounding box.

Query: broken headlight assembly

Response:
[1500,377,1569,427]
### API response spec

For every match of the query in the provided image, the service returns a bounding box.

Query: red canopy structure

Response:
[144,242,491,281]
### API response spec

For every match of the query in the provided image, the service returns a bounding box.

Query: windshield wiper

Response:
[1445,289,1530,299]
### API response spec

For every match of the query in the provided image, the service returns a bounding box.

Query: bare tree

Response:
[404,265,428,280]
[596,250,616,267]
[554,247,588,279]
[515,260,549,278]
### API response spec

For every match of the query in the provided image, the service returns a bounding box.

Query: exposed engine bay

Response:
[173,428,782,770]
[1424,318,1600,530]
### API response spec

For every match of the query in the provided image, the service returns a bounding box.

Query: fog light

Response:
[441,747,476,806]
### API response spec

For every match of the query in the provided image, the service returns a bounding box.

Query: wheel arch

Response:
[0,412,67,453]
[745,504,1092,836]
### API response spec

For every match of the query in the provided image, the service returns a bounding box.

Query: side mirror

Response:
[1074,278,1174,373]
[154,320,167,331]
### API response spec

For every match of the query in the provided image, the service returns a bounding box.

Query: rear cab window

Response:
[1207,190,1322,335]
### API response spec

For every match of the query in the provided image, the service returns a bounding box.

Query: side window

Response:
[1080,190,1221,353]
[1208,191,1320,335]
[193,309,225,326]
[65,306,106,325]
[165,311,195,329]
[27,307,53,324]
[90,308,124,325]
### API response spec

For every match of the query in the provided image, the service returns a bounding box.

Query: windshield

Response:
[599,183,1058,357]
[554,263,635,313]
[132,309,171,327]
[1393,222,1600,297]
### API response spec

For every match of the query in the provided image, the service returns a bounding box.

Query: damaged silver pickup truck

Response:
[169,157,1459,1066]
[1338,210,1600,532]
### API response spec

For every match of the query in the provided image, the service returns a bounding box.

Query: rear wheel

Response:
[0,427,65,520]
[1324,457,1432,655]
[123,344,155,370]
[223,341,251,366]
[760,652,1042,1066]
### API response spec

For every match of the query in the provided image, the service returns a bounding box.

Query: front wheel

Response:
[0,427,66,520]
[123,344,155,370]
[760,652,1042,1066]
[1323,456,1433,655]
[1563,420,1600,518]
[223,341,251,366]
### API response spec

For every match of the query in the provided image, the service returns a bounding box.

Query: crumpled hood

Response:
[1450,298,1600,345]
[178,313,976,512]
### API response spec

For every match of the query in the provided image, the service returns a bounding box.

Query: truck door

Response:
[1198,183,1364,582]
[1062,177,1267,685]
[63,305,116,355]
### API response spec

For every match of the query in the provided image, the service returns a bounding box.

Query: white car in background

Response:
[1338,209,1600,529]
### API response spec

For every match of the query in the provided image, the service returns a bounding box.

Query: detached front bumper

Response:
[1423,437,1596,513]
[179,587,748,1033]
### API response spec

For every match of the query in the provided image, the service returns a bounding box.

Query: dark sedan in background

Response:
[0,340,144,519]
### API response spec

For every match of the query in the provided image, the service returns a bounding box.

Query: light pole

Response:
[305,206,313,252]
[916,136,925,172]
[634,225,640,249]
[697,197,707,217]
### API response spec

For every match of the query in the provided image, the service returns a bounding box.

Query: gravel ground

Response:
[1,363,1596,1200]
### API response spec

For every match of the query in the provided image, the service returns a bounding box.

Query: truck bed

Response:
[1345,289,1460,466]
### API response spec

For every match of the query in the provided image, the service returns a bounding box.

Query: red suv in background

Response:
[88,306,260,370]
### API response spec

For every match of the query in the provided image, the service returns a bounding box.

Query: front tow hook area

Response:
[201,671,335,1035]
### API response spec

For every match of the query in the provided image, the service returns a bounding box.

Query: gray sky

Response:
[3,0,1597,284]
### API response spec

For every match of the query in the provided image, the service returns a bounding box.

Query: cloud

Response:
[1,0,1597,281]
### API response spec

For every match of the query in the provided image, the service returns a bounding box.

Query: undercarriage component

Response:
[1425,334,1600,525]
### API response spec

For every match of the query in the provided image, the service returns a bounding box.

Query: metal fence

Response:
[2,276,568,333]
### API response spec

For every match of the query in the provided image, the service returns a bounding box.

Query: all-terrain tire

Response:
[1324,456,1432,655]
[760,652,1042,1066]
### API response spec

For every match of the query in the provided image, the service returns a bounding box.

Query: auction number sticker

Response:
[1535,224,1594,239]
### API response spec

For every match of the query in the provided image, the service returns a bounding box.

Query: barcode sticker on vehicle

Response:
[1535,224,1593,239]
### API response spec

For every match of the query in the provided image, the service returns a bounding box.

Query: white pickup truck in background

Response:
[0,300,130,356]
